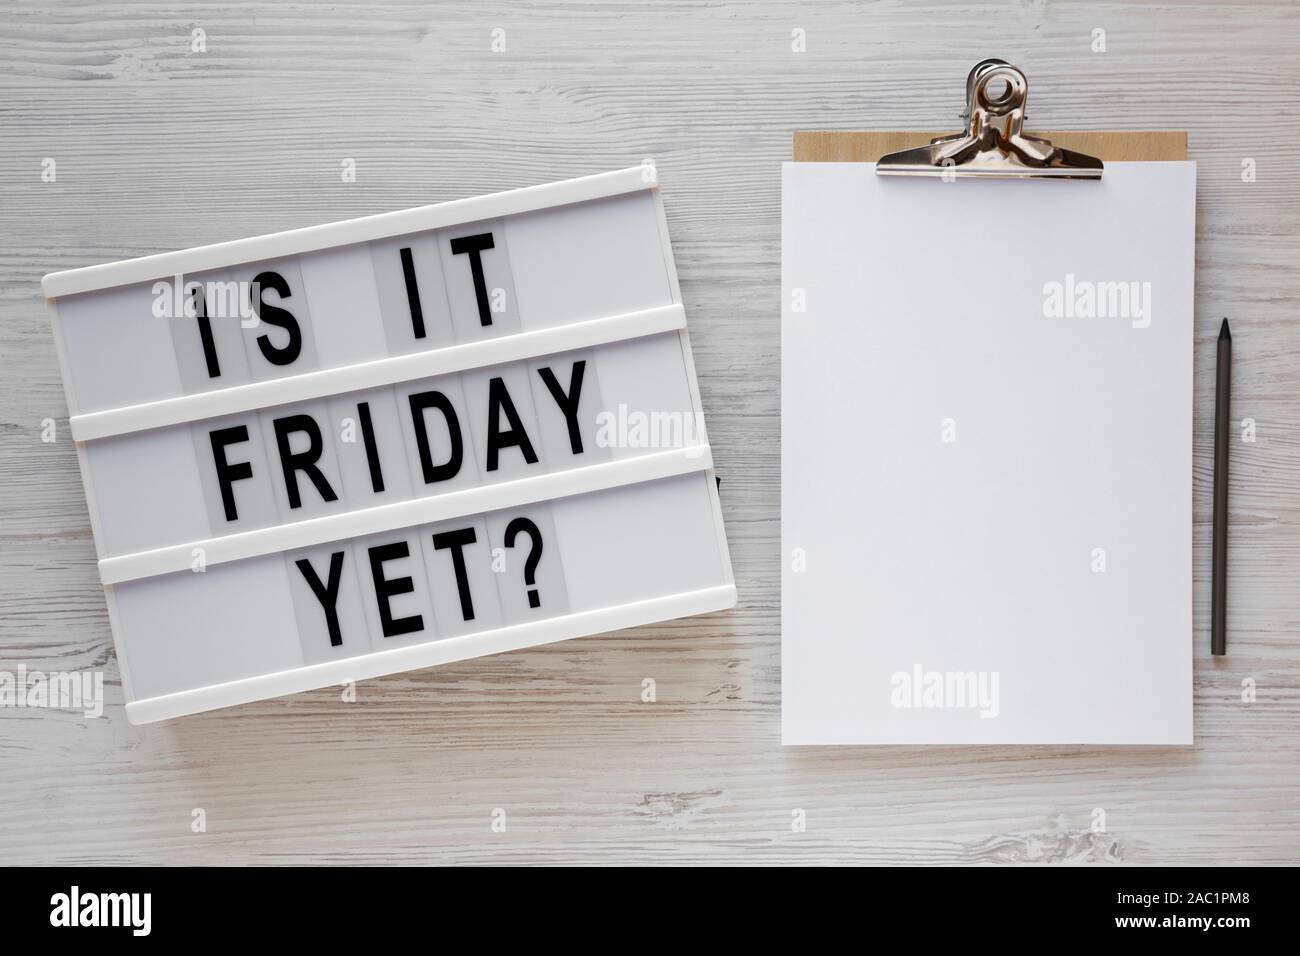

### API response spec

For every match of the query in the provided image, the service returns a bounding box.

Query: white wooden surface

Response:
[2,0,1298,865]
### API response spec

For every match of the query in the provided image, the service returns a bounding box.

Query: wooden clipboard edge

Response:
[793,130,1187,162]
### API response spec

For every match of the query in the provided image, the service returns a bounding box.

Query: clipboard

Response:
[780,59,1197,745]
[794,60,1186,167]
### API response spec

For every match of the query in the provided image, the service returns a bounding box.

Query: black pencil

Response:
[1212,318,1231,655]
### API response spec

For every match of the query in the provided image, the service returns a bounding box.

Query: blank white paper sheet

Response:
[782,162,1195,745]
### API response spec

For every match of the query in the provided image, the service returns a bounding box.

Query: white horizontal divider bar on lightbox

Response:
[44,166,736,724]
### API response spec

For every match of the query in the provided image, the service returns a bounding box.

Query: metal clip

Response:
[876,59,1103,179]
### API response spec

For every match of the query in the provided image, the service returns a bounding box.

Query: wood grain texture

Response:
[1,0,1298,865]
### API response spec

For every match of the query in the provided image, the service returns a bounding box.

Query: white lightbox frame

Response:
[43,167,736,723]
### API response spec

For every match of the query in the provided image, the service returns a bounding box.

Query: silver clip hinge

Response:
[876,59,1104,180]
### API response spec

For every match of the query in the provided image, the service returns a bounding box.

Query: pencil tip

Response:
[1219,318,1231,340]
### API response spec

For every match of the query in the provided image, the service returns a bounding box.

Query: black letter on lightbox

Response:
[449,232,495,326]
[272,414,339,510]
[367,542,424,638]
[356,401,385,494]
[295,551,346,647]
[190,283,221,378]
[537,360,586,454]
[251,270,303,366]
[209,425,254,522]
[408,391,463,485]
[398,247,426,340]
[432,526,477,622]
[485,377,538,472]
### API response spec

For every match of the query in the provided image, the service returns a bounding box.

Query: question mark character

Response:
[504,516,543,609]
